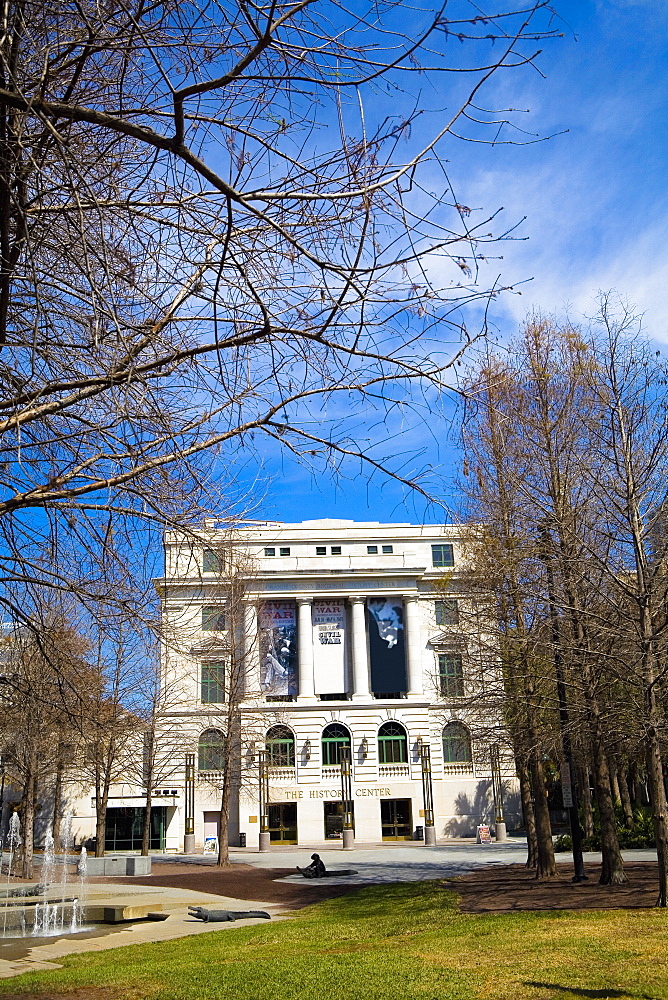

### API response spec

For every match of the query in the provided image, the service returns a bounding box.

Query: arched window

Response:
[321,724,351,766]
[378,722,408,764]
[266,725,295,767]
[442,722,472,764]
[198,728,225,771]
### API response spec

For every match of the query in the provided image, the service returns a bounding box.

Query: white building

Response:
[149,518,516,852]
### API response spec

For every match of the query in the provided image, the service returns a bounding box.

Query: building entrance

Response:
[104,806,166,851]
[323,800,355,839]
[380,798,412,840]
[268,802,298,843]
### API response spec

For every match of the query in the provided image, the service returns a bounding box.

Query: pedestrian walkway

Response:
[0,882,285,981]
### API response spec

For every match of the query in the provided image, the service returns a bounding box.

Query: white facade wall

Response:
[155,519,518,850]
[48,519,518,850]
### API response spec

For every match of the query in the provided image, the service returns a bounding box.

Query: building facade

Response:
[150,519,515,851]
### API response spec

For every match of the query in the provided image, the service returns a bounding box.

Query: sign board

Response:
[313,598,347,694]
[203,837,219,855]
[260,600,297,697]
[561,762,574,809]
[476,824,492,844]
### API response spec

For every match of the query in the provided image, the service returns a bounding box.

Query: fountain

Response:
[0,814,88,938]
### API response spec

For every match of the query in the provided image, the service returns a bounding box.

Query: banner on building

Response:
[260,600,297,697]
[367,597,407,694]
[312,598,347,694]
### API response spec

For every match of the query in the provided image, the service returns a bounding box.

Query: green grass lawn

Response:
[2,882,667,1000]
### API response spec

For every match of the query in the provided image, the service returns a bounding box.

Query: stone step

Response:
[86,902,164,924]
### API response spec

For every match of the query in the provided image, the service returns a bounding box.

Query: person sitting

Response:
[296,853,327,878]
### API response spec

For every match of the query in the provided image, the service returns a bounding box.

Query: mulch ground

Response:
[88,862,367,909]
[90,859,665,913]
[452,860,664,912]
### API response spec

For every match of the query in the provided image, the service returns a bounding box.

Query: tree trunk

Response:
[610,765,621,805]
[618,769,634,829]
[52,757,64,850]
[141,790,152,857]
[589,729,625,885]
[95,766,110,858]
[518,759,538,868]
[21,764,35,880]
[528,752,556,878]
[577,766,595,839]
[646,729,668,906]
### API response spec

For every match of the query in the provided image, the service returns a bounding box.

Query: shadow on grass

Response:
[526,982,659,999]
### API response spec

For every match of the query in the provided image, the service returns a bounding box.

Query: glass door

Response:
[380,798,412,840]
[268,802,298,843]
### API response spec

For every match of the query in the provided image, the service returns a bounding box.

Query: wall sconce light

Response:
[360,737,368,760]
[303,739,312,761]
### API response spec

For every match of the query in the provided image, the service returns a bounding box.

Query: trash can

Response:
[414,825,424,841]
[239,832,247,848]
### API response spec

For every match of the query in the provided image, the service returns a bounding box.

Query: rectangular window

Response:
[316,546,326,555]
[264,547,275,556]
[382,545,393,554]
[435,599,459,626]
[201,606,225,631]
[202,548,221,573]
[201,662,225,703]
[367,545,378,554]
[432,543,454,568]
[279,547,291,556]
[438,654,464,698]
[331,546,341,555]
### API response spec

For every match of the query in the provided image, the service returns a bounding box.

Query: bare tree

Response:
[0,1,560,629]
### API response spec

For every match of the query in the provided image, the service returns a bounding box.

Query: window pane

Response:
[439,654,464,697]
[378,722,407,763]
[201,606,225,630]
[279,547,291,556]
[432,544,454,567]
[264,547,275,556]
[367,545,378,554]
[322,723,350,765]
[203,548,221,573]
[381,545,393,554]
[435,599,459,626]
[198,729,225,771]
[443,723,472,763]
[331,546,341,555]
[316,546,326,555]
[201,662,225,703]
[266,726,295,767]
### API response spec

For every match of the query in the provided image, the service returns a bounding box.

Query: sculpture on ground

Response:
[188,906,271,922]
[295,853,358,878]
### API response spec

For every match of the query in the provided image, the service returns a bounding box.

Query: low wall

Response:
[82,856,151,876]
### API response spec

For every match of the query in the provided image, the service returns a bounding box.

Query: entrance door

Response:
[323,801,355,839]
[381,798,412,841]
[268,802,298,843]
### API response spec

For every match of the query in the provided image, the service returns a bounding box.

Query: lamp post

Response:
[184,753,196,854]
[418,740,436,846]
[538,522,587,882]
[258,750,270,853]
[339,746,354,850]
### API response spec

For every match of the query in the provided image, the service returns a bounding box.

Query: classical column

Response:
[350,596,370,700]
[297,597,315,700]
[242,601,260,697]
[404,595,423,696]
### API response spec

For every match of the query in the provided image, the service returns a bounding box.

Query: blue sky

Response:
[233,0,668,527]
